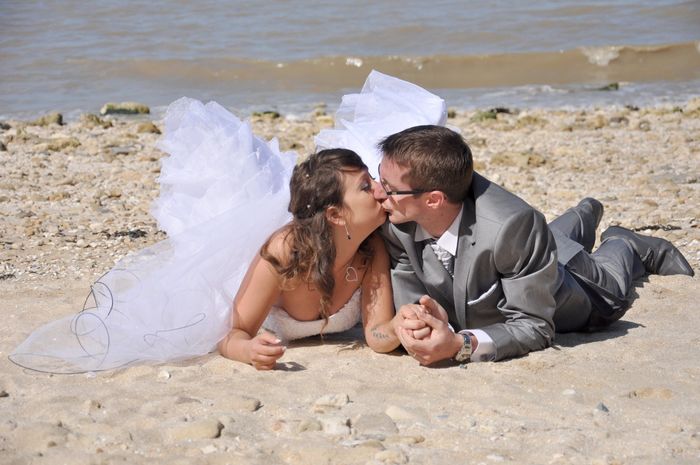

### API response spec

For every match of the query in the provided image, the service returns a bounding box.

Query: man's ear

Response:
[425,190,447,209]
[325,206,345,225]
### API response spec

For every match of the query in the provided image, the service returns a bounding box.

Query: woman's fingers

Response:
[412,326,431,339]
[249,332,286,369]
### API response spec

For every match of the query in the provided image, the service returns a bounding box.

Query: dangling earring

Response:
[343,222,351,240]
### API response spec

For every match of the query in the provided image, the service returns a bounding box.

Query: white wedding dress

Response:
[10,70,446,373]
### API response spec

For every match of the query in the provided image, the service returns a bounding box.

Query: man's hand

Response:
[393,304,431,339]
[247,332,286,370]
[398,295,463,365]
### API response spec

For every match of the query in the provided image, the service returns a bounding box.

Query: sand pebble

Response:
[627,387,673,399]
[384,434,425,445]
[353,413,398,436]
[158,369,171,380]
[137,122,161,134]
[100,102,150,115]
[200,444,218,454]
[219,394,261,412]
[384,405,427,424]
[313,393,350,412]
[162,419,223,442]
[31,112,63,126]
[373,449,408,464]
[341,438,385,450]
[319,415,351,436]
[297,418,323,433]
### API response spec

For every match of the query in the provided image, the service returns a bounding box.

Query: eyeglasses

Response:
[377,163,428,196]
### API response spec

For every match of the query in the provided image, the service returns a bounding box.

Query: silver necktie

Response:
[428,240,454,277]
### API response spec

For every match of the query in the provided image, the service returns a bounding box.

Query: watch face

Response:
[455,334,471,362]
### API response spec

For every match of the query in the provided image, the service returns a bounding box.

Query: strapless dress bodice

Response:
[262,289,361,342]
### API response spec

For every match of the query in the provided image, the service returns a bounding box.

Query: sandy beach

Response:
[1,101,699,464]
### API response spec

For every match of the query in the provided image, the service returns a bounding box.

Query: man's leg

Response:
[566,225,694,329]
[601,226,694,276]
[566,237,645,318]
[548,198,603,252]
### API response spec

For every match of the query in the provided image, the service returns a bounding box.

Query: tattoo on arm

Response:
[371,325,389,340]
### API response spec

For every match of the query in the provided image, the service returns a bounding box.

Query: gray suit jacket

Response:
[382,172,590,360]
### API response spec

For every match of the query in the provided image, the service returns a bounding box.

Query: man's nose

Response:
[372,180,387,201]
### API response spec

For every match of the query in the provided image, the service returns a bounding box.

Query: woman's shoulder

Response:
[366,231,388,255]
[367,231,386,247]
[361,231,389,269]
[261,225,295,266]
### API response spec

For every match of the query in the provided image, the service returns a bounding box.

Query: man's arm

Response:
[479,208,558,360]
[398,208,558,365]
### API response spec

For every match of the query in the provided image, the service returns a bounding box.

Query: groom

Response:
[375,125,694,364]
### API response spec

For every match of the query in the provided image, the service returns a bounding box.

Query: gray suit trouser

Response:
[548,202,646,331]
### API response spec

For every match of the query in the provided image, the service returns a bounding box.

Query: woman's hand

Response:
[246,332,286,370]
[394,304,431,340]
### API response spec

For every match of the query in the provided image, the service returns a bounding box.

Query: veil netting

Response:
[10,99,296,373]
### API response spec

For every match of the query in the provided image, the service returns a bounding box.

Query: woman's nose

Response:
[372,180,387,201]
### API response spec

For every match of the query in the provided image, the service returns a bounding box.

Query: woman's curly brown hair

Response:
[260,148,373,320]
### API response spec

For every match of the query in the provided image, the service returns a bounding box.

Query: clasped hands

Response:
[393,295,464,366]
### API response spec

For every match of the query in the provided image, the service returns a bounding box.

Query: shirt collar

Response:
[414,205,463,255]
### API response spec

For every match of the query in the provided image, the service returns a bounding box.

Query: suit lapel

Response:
[393,222,422,267]
[453,199,477,329]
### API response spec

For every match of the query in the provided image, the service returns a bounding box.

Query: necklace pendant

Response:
[345,266,359,282]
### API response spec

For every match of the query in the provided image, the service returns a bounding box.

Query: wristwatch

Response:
[453,333,472,363]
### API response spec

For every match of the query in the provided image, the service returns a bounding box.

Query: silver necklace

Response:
[344,265,359,282]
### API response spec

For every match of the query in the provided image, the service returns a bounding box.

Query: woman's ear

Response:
[325,206,345,225]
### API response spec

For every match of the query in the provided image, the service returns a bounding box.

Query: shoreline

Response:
[3,75,700,123]
[1,98,699,464]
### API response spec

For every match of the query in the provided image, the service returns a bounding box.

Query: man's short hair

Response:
[379,125,473,202]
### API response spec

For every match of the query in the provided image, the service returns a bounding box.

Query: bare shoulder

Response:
[262,225,294,265]
[367,231,387,251]
[366,232,389,264]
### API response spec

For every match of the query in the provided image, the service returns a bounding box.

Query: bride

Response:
[10,70,447,373]
[219,148,399,370]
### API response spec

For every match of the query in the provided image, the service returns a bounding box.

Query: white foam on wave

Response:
[580,46,622,66]
[345,57,363,67]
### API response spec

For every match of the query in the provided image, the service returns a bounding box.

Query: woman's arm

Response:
[361,234,403,353]
[218,237,286,370]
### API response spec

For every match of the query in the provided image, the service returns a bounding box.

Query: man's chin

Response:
[385,212,406,225]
